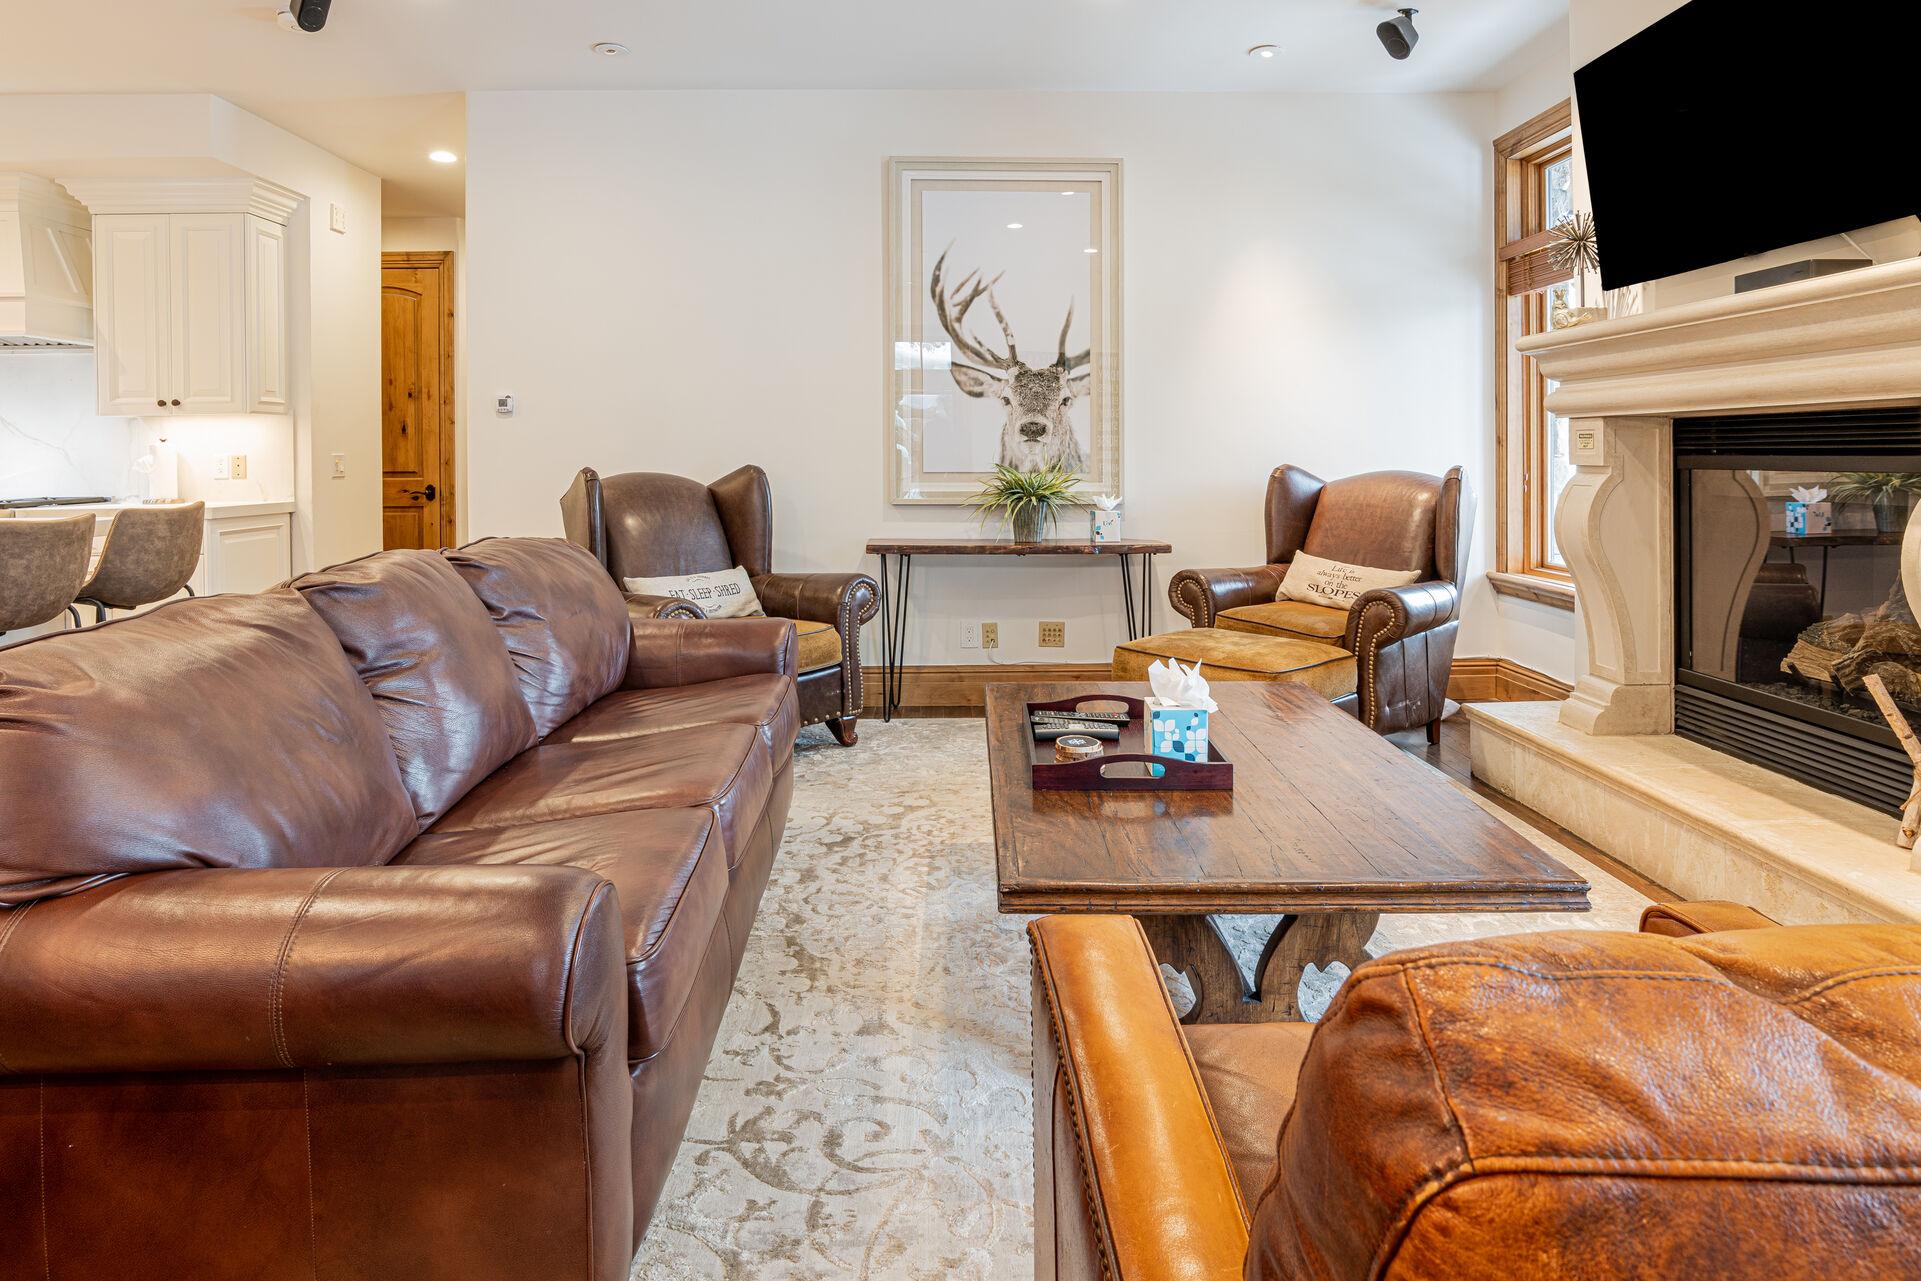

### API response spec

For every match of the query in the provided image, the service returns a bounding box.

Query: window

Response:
[1492,102,1577,608]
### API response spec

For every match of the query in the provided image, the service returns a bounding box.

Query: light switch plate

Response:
[331,453,346,479]
[329,203,347,234]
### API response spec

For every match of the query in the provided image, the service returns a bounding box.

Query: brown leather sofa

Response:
[1030,902,1921,1280]
[1168,465,1465,739]
[562,465,879,744]
[0,537,799,1280]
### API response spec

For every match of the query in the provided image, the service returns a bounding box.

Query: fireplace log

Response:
[1862,673,1921,849]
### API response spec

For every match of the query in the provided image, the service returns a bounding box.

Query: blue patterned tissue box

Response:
[1785,501,1832,536]
[1090,509,1122,542]
[1148,706,1209,762]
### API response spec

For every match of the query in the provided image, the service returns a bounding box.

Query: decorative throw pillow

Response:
[622,566,765,618]
[1277,551,1422,609]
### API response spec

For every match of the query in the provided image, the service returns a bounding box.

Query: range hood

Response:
[0,174,92,349]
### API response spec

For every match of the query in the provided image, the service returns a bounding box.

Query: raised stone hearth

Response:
[1471,257,1921,924]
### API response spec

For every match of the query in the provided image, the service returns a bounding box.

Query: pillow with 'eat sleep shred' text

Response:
[622,566,765,618]
[1277,551,1421,610]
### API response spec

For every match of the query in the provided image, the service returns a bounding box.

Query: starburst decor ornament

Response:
[1548,210,1600,276]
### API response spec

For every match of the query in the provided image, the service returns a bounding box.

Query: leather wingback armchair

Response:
[1030,902,1921,1281]
[562,465,879,744]
[1168,465,1466,739]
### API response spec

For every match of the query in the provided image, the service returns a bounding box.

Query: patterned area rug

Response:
[631,718,1651,1279]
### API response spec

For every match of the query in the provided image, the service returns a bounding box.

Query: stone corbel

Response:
[1556,416,1675,735]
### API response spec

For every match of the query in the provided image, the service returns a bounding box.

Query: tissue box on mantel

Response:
[1148,704,1209,761]
[1786,501,1833,536]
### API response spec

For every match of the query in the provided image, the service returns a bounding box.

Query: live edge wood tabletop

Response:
[985,681,1591,1021]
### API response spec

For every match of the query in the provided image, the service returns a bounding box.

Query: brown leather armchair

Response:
[562,465,879,744]
[1031,902,1921,1281]
[1168,465,1465,740]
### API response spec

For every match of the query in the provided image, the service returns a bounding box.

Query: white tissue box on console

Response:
[1090,509,1122,542]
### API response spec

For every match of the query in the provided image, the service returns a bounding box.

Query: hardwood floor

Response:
[1384,709,1679,903]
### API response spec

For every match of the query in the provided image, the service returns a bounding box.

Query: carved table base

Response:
[1138,911,1381,1023]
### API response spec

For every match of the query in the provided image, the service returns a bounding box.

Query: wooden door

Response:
[380,251,455,549]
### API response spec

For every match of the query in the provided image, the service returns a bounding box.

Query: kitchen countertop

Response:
[4,498,296,519]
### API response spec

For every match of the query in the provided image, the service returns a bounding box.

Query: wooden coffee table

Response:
[987,681,1591,1022]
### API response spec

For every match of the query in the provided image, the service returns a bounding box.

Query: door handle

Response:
[404,484,437,502]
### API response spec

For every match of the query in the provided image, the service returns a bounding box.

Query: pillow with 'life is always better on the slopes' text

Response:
[1277,551,1421,610]
[622,566,765,618]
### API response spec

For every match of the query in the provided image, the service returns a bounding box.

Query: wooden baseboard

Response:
[1447,657,1572,703]
[864,656,1570,716]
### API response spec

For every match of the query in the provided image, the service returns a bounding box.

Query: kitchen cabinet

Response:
[62,179,296,418]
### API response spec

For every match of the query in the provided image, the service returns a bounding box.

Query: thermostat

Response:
[495,394,515,415]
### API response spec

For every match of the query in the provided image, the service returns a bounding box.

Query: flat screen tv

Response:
[1575,0,1920,290]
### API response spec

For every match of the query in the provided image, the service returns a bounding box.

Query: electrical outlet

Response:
[331,453,346,479]
[231,454,248,480]
[212,455,231,480]
[1039,621,1066,648]
[981,622,999,650]
[960,621,980,650]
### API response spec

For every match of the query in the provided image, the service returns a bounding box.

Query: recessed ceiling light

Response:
[428,150,458,164]
[591,42,629,56]
[1248,44,1280,58]
[1084,247,1098,254]
[1061,190,1074,196]
[1006,222,1023,229]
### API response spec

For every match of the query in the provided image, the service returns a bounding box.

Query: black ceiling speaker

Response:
[290,0,331,32]
[1377,8,1419,59]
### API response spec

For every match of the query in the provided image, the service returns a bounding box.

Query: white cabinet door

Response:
[93,214,171,415]
[246,216,288,414]
[169,214,248,416]
[201,513,292,595]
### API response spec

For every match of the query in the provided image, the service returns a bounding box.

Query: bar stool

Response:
[0,513,96,637]
[75,501,206,623]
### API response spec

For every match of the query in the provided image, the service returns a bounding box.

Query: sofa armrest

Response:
[0,865,626,1075]
[751,572,879,631]
[624,590,704,621]
[1029,915,1249,1281]
[1169,565,1287,629]
[1639,900,1780,937]
[1344,579,1459,653]
[622,615,798,689]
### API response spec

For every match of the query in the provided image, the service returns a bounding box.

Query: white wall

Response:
[382,216,469,542]
[0,94,382,572]
[466,89,1502,668]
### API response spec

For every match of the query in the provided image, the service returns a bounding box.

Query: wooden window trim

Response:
[1493,99,1577,611]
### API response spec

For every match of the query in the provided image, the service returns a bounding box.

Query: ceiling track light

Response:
[1377,8,1419,60]
[286,0,330,32]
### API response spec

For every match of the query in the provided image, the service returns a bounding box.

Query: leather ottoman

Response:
[1111,627,1358,701]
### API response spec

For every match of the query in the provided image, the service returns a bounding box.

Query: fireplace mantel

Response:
[1519,257,1921,419]
[1512,257,1921,737]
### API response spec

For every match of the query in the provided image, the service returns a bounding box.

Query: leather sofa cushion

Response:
[1184,1023,1316,1213]
[292,549,539,829]
[396,809,727,1062]
[1112,630,1357,700]
[427,727,773,869]
[543,673,799,771]
[1298,470,1439,579]
[443,538,631,738]
[1217,600,1350,645]
[0,590,418,904]
[1247,924,1921,1281]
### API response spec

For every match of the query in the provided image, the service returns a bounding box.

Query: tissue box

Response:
[1147,704,1209,762]
[1786,501,1832,536]
[1090,509,1122,542]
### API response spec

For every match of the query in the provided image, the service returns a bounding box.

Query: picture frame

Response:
[885,157,1123,505]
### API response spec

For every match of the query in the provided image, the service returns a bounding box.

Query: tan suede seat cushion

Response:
[1186,1023,1318,1212]
[1217,600,1350,644]
[1112,629,1357,700]
[777,617,841,672]
[396,808,726,1062]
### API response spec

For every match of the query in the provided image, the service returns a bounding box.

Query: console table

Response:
[862,537,1173,721]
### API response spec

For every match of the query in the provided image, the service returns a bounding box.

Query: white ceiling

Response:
[2,0,1568,217]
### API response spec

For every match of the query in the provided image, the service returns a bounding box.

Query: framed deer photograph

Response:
[886,157,1123,505]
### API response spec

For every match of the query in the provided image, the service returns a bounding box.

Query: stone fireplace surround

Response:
[1466,257,1921,926]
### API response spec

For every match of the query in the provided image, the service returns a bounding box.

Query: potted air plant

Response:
[969,462,1084,542]
[1827,472,1921,534]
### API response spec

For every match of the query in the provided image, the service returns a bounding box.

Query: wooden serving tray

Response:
[1025,694,1233,792]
